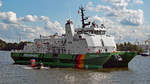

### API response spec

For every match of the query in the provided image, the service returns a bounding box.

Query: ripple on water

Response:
[129,55,150,73]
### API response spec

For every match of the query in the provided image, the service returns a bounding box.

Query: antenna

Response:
[79,6,90,28]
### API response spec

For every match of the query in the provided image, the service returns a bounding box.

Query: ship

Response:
[11,7,136,69]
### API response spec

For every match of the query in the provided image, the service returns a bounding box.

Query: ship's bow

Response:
[103,52,137,68]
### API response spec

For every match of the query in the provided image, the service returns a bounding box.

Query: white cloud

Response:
[134,0,143,4]
[0,23,46,42]
[44,20,65,34]
[0,0,65,42]
[103,0,129,10]
[121,9,144,25]
[0,11,18,24]
[19,15,38,22]
[0,12,65,42]
[0,0,64,42]
[40,16,65,34]
[107,24,149,42]
[89,15,114,26]
[86,0,144,26]
[0,13,65,42]
[0,22,7,29]
[86,2,94,11]
[40,16,50,22]
[96,5,112,12]
[86,2,111,12]
[0,0,2,8]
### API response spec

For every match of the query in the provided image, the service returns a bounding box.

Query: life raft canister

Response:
[30,59,36,67]
[114,55,123,61]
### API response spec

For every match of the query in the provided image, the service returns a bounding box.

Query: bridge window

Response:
[79,36,82,39]
[77,31,82,34]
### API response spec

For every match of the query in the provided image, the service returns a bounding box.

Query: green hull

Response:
[11,52,136,69]
[11,53,112,69]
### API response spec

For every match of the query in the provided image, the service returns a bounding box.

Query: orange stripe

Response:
[78,54,85,69]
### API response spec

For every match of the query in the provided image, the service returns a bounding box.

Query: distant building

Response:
[136,39,150,50]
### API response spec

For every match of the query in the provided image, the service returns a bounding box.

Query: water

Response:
[0,51,150,84]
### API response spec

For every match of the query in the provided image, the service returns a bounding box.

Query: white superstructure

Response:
[20,7,117,54]
[21,20,116,54]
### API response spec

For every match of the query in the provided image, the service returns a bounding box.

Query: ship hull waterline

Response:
[11,52,136,69]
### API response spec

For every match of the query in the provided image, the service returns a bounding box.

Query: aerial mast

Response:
[79,6,90,28]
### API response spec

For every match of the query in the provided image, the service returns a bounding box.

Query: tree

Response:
[117,42,143,54]
[0,39,6,50]
[0,39,32,51]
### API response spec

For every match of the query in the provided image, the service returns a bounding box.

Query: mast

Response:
[79,7,90,28]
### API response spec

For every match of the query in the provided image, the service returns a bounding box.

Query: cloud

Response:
[120,9,144,26]
[0,0,2,8]
[0,23,48,42]
[134,0,143,4]
[86,2,94,11]
[0,12,65,42]
[40,16,50,22]
[19,15,38,22]
[0,11,18,24]
[0,23,7,29]
[0,12,64,42]
[96,5,112,12]
[86,2,111,12]
[86,0,144,26]
[39,16,65,34]
[106,24,150,42]
[0,0,65,42]
[103,0,129,10]
[89,15,114,26]
[0,0,64,42]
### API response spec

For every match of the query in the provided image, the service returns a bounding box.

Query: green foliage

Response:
[0,39,6,50]
[117,42,143,54]
[0,39,32,51]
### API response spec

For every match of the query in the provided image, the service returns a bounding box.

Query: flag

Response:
[88,48,90,52]
[78,10,80,14]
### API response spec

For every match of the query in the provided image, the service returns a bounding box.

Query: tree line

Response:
[0,39,32,51]
[116,42,143,54]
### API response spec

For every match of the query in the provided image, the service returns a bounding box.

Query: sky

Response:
[0,0,149,43]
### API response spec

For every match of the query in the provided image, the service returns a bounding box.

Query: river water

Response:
[0,51,150,84]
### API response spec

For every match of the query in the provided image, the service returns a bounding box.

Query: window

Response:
[79,36,82,39]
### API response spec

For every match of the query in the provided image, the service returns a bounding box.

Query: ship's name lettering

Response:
[24,54,38,57]
[89,55,99,57]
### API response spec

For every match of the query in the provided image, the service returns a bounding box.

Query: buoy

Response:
[30,59,36,67]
